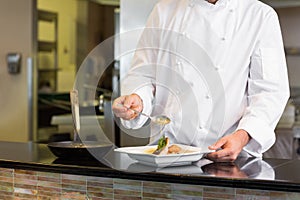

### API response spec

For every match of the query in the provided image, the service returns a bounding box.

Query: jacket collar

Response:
[195,0,231,9]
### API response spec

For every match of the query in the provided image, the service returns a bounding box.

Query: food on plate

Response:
[167,144,182,154]
[143,136,197,155]
[144,147,157,154]
[152,135,169,155]
[144,143,196,155]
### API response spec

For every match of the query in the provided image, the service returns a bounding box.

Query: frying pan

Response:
[47,141,113,159]
[47,90,113,159]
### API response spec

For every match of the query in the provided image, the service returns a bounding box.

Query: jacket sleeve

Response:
[121,4,161,129]
[237,9,290,157]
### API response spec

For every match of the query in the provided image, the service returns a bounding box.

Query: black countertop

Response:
[0,141,299,192]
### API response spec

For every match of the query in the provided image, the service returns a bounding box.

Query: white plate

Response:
[114,144,212,167]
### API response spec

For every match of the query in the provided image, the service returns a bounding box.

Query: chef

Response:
[112,0,290,162]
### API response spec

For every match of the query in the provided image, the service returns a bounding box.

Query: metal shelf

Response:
[38,68,61,72]
[37,9,58,92]
[37,10,59,131]
[38,41,57,52]
[38,10,57,22]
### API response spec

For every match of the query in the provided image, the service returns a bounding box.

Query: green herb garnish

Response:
[157,135,167,150]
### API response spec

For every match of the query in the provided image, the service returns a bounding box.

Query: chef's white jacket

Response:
[121,0,290,157]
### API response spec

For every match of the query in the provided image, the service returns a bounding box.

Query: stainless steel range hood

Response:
[261,0,300,8]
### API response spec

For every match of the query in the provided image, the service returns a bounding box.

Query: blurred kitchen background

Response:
[0,0,300,159]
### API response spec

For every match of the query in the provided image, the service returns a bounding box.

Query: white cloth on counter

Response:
[121,0,290,157]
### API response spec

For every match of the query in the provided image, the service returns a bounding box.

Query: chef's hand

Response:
[112,93,143,120]
[206,129,251,162]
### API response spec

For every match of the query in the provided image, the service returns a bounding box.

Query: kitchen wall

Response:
[276,7,300,89]
[0,0,34,142]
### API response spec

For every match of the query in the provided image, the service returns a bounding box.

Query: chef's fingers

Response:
[123,93,143,111]
[112,96,127,112]
[208,137,227,150]
[123,94,143,119]
[206,149,238,162]
[113,105,136,120]
[112,96,135,119]
[112,94,142,120]
[116,110,136,120]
